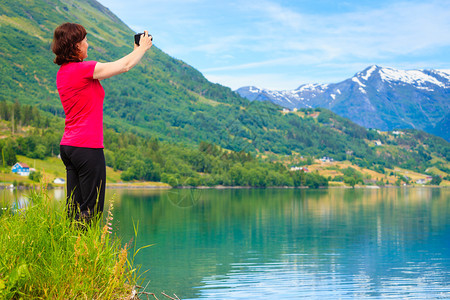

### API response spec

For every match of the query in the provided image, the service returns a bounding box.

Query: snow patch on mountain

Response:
[379,68,445,88]
[296,83,328,92]
[359,65,378,80]
[352,77,366,87]
[248,86,261,93]
[434,70,450,82]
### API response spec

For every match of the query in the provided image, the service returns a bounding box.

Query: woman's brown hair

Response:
[51,23,87,65]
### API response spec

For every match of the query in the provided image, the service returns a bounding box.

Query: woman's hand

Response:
[138,30,153,51]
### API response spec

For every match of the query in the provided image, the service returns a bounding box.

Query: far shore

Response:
[0,182,447,191]
[106,182,171,189]
[106,184,449,189]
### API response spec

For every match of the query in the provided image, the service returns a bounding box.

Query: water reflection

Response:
[1,188,67,215]
[0,187,66,204]
[4,187,449,298]
[102,188,450,299]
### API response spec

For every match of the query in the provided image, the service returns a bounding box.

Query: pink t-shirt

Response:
[56,61,105,148]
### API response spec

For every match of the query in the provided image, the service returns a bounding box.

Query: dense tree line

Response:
[0,100,60,165]
[0,100,50,129]
[103,132,329,188]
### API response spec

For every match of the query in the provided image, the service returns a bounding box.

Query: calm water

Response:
[4,187,450,299]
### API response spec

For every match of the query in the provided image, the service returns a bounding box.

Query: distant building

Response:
[11,162,30,176]
[53,178,66,184]
[392,131,404,135]
[415,176,433,184]
[290,166,309,172]
[374,140,382,146]
[320,156,334,163]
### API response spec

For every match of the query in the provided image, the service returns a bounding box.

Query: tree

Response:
[31,144,47,159]
[229,164,244,186]
[292,170,306,187]
[430,175,442,186]
[143,159,161,181]
[149,137,160,152]
[29,171,42,182]
[305,173,328,188]
[121,160,146,181]
[2,142,16,166]
[344,176,356,188]
[0,100,10,120]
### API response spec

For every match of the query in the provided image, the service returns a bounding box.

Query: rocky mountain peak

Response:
[236,65,450,141]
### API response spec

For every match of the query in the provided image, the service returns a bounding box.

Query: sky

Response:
[97,0,450,90]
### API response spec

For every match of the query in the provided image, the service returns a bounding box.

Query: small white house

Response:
[53,178,66,184]
[392,131,404,135]
[290,166,310,172]
[11,162,30,176]
[320,156,334,163]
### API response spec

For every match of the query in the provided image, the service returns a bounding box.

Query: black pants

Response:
[60,145,106,221]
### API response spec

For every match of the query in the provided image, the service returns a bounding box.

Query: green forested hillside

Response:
[0,100,330,188]
[0,0,449,186]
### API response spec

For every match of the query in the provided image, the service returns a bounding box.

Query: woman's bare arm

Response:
[93,31,152,81]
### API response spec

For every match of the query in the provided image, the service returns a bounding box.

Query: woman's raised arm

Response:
[93,31,152,81]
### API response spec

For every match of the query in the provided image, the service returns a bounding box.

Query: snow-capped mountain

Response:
[236,66,450,141]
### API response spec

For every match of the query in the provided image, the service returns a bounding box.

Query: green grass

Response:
[17,155,65,180]
[0,185,145,299]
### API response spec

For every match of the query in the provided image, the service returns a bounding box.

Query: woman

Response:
[51,23,152,222]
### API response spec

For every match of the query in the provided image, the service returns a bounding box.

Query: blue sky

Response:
[97,0,450,90]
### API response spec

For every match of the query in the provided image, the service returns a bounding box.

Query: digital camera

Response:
[134,33,153,46]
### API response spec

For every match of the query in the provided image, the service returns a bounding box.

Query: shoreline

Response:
[108,184,448,190]
[106,184,171,189]
[1,183,447,191]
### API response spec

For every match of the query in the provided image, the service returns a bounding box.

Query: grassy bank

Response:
[0,185,143,299]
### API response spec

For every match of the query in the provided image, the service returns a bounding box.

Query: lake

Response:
[4,187,450,299]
